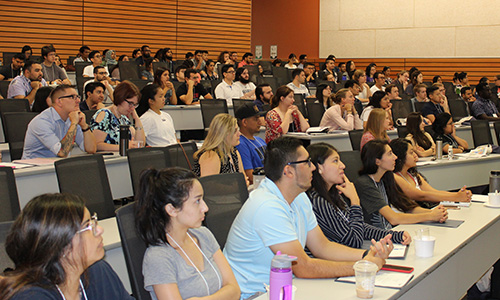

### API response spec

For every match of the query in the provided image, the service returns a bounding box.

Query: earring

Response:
[319,170,322,174]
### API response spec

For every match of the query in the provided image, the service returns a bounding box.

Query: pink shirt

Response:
[320,105,363,131]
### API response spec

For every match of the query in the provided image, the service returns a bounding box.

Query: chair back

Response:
[390,99,412,123]
[54,155,116,219]
[257,76,278,94]
[348,129,364,151]
[83,109,97,125]
[232,99,254,114]
[0,81,9,98]
[119,61,140,81]
[200,80,212,97]
[200,99,229,129]
[339,150,362,182]
[74,61,92,78]
[306,102,325,127]
[116,204,151,300]
[127,147,169,195]
[0,98,31,142]
[152,61,170,74]
[354,100,363,117]
[243,65,259,84]
[165,141,198,169]
[199,173,248,248]
[129,80,151,91]
[448,100,470,122]
[3,112,38,160]
[494,121,500,146]
[293,94,307,118]
[470,120,493,147]
[0,221,15,274]
[396,126,408,138]
[271,66,291,86]
[0,167,21,222]
[210,79,222,95]
[414,101,426,113]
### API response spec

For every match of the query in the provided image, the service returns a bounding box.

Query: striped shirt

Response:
[306,190,404,249]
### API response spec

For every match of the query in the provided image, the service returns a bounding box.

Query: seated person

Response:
[432,112,469,154]
[421,85,447,123]
[193,113,246,178]
[214,65,239,105]
[360,91,393,128]
[0,52,25,81]
[40,45,71,86]
[137,84,177,146]
[82,50,108,77]
[353,69,372,103]
[354,140,448,230]
[410,83,428,111]
[286,68,311,97]
[460,86,475,105]
[369,72,386,93]
[80,81,105,111]
[315,83,333,110]
[22,85,96,159]
[360,108,392,149]
[471,82,500,121]
[141,57,155,81]
[404,70,423,97]
[90,81,146,151]
[153,67,178,105]
[265,86,309,143]
[303,62,317,88]
[235,103,266,184]
[254,83,273,112]
[405,112,435,157]
[390,138,471,206]
[0,193,133,300]
[233,67,256,100]
[320,88,362,131]
[31,86,53,113]
[7,60,48,107]
[83,66,115,102]
[175,68,213,105]
[224,136,393,299]
[307,142,411,248]
[135,168,240,300]
[285,53,298,69]
[385,84,401,100]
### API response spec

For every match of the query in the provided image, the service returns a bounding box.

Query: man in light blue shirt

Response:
[7,60,48,107]
[224,137,393,299]
[22,85,97,159]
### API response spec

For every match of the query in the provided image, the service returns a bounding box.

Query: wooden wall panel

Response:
[0,0,251,63]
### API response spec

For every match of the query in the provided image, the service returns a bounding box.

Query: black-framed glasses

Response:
[124,99,139,108]
[78,212,98,236]
[287,157,312,167]
[59,94,81,101]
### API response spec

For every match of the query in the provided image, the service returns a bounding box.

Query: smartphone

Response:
[381,264,414,273]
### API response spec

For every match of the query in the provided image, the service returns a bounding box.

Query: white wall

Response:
[320,0,500,58]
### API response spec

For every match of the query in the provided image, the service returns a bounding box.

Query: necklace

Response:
[166,231,222,296]
[241,134,265,162]
[55,279,88,300]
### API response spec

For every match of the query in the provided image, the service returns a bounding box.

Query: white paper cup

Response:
[488,193,500,206]
[353,260,378,299]
[414,236,436,258]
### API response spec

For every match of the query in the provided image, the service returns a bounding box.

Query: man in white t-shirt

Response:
[286,69,311,97]
[214,64,239,105]
[370,72,386,94]
[233,67,256,99]
[83,51,108,77]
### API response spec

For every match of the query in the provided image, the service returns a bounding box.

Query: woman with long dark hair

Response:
[307,143,410,248]
[405,112,435,157]
[153,67,178,105]
[390,138,471,205]
[134,167,240,300]
[432,112,469,154]
[354,140,448,230]
[0,193,133,300]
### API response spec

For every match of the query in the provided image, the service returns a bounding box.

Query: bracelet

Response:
[82,126,91,132]
[362,249,369,259]
[134,126,143,130]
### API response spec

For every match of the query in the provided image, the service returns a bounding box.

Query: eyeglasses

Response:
[287,157,312,167]
[124,99,139,108]
[59,94,81,101]
[97,72,107,75]
[78,213,98,236]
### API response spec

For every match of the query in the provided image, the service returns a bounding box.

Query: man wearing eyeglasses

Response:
[214,65,239,105]
[23,85,97,159]
[224,136,393,299]
[83,66,115,102]
[82,51,108,78]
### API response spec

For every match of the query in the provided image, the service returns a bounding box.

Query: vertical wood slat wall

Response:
[0,0,251,63]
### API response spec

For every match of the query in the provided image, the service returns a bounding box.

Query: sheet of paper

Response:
[471,195,489,203]
[336,271,414,288]
[388,245,408,259]
[0,162,34,169]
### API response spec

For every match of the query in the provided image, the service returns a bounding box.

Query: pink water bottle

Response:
[269,251,297,300]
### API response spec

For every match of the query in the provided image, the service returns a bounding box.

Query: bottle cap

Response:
[271,251,297,269]
[491,170,500,176]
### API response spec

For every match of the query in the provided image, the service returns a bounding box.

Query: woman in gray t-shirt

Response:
[135,167,240,300]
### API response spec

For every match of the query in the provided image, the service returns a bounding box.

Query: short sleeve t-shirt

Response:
[354,175,393,230]
[235,135,266,170]
[175,82,209,104]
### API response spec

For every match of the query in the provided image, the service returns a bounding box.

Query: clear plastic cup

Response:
[353,260,378,299]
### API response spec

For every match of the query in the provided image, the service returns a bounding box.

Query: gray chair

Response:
[119,61,141,81]
[165,141,198,170]
[0,221,15,274]
[293,94,308,118]
[233,99,254,114]
[0,167,21,222]
[0,98,31,143]
[2,112,38,160]
[200,99,228,129]
[470,120,493,147]
[55,155,116,219]
[348,129,364,151]
[0,81,9,98]
[448,100,470,122]
[414,101,426,113]
[199,173,248,248]
[339,150,362,182]
[116,203,151,300]
[83,109,97,125]
[396,126,408,138]
[127,147,169,195]
[494,121,500,146]
[391,99,413,123]
[257,77,278,95]
[306,102,325,127]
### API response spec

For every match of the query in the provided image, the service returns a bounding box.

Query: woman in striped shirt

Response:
[306,142,411,248]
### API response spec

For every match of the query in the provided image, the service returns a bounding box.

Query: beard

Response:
[239,77,250,84]
[166,54,173,60]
